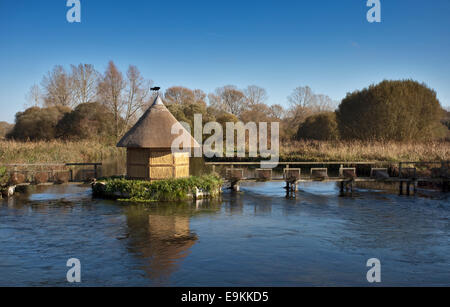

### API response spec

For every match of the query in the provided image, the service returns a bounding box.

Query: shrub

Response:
[56,102,117,143]
[336,80,444,141]
[7,106,70,141]
[0,167,9,187]
[93,175,223,202]
[0,122,13,139]
[296,112,339,141]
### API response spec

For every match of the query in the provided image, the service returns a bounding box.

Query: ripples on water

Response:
[0,182,448,286]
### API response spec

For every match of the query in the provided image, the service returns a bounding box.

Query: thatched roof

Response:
[117,95,200,149]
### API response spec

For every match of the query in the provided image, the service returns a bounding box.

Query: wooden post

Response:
[94,164,98,179]
[399,162,402,178]
[406,181,410,196]
[340,181,344,195]
[212,164,216,174]
[232,180,240,192]
[399,181,403,195]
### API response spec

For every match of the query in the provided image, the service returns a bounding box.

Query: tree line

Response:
[3,61,449,143]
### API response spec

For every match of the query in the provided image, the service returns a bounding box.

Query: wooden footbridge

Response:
[205,161,450,196]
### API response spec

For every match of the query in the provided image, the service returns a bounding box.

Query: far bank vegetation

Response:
[1,61,449,164]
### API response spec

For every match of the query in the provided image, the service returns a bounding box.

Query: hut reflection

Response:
[123,201,220,283]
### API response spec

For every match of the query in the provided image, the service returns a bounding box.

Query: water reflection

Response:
[123,202,221,284]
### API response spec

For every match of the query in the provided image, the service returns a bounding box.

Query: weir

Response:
[205,161,450,196]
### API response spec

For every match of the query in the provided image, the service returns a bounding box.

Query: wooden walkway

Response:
[205,161,450,195]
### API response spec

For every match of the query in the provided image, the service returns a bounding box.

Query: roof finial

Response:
[150,86,163,105]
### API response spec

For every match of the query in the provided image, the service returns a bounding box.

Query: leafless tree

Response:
[287,86,336,125]
[123,65,152,132]
[212,85,246,116]
[97,61,126,139]
[315,94,336,112]
[193,89,207,107]
[287,86,316,109]
[287,86,316,125]
[164,86,195,105]
[269,104,286,120]
[70,64,99,105]
[244,85,268,106]
[41,65,74,108]
[25,84,42,108]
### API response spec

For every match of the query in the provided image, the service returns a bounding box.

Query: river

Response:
[0,182,449,286]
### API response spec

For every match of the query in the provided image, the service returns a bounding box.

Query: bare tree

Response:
[269,104,286,120]
[71,64,99,105]
[193,89,207,107]
[208,93,222,109]
[288,86,316,109]
[315,94,336,112]
[123,65,152,132]
[287,86,316,125]
[164,86,195,105]
[42,65,74,108]
[25,84,42,108]
[244,85,268,106]
[97,61,126,139]
[212,85,246,116]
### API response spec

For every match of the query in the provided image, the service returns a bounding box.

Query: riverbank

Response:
[1,140,449,164]
[281,140,450,162]
[0,140,125,164]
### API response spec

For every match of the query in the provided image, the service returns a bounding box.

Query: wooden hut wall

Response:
[148,150,190,180]
[127,148,150,179]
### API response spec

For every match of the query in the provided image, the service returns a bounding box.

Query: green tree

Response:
[336,80,444,141]
[296,112,339,141]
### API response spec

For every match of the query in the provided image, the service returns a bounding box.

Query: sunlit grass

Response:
[281,140,450,162]
[0,140,125,164]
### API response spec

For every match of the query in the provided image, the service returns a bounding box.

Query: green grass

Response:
[0,166,9,188]
[93,175,223,202]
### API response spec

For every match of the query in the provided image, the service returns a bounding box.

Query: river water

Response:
[0,182,449,286]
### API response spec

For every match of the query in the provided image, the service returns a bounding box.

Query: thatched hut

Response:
[117,95,199,181]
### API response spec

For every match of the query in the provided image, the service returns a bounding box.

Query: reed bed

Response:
[0,140,125,164]
[281,140,449,162]
[0,140,448,165]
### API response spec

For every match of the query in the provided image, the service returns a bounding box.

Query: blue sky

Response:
[1,0,449,123]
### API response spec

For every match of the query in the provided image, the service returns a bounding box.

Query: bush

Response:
[93,175,223,202]
[7,106,70,141]
[56,102,116,143]
[0,167,9,187]
[336,80,444,141]
[0,122,13,139]
[296,112,339,141]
